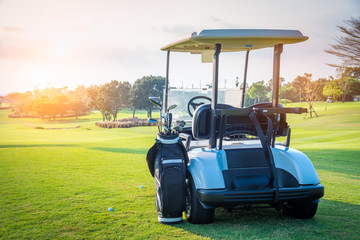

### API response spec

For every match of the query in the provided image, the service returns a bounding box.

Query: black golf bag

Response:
[146,133,188,223]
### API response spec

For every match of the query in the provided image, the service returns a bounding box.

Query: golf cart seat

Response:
[192,104,235,140]
[192,103,282,140]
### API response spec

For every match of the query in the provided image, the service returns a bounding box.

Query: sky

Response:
[0,0,359,95]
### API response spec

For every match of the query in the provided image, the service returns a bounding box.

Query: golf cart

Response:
[146,29,324,224]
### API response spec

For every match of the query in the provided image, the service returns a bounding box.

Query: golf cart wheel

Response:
[283,201,318,219]
[185,174,214,224]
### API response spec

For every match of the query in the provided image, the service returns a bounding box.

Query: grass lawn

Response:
[0,102,359,239]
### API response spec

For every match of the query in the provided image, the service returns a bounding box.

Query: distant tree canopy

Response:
[6,86,90,120]
[323,80,343,99]
[245,70,359,107]
[131,76,165,118]
[4,69,360,122]
[86,76,165,120]
[5,76,166,121]
[247,80,269,104]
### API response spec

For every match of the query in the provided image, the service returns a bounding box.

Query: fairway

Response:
[1,102,359,239]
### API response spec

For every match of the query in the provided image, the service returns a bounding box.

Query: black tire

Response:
[283,201,318,219]
[185,174,214,224]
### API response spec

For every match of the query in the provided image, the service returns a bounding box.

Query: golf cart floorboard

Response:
[197,184,324,207]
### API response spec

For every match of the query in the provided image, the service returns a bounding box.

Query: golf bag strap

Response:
[177,140,189,165]
[146,142,160,177]
[249,111,279,203]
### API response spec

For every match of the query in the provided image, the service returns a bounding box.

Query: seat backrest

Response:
[248,102,288,137]
[192,104,235,140]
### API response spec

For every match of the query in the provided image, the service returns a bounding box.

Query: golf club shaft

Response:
[168,113,172,129]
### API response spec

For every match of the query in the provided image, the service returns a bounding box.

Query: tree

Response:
[335,63,360,102]
[325,17,360,67]
[247,81,268,104]
[346,78,360,100]
[280,82,298,102]
[344,66,360,80]
[103,81,122,121]
[292,75,308,102]
[68,85,90,119]
[87,81,131,121]
[30,96,51,120]
[6,91,34,116]
[102,80,131,121]
[131,76,165,118]
[301,73,318,118]
[265,77,284,102]
[312,78,328,101]
[87,85,108,121]
[323,80,343,100]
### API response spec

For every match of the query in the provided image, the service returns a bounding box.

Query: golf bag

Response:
[146,133,188,223]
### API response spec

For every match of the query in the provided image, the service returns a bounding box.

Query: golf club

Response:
[149,97,163,132]
[163,126,169,135]
[168,112,172,129]
[148,117,160,133]
[148,97,162,108]
[167,104,177,112]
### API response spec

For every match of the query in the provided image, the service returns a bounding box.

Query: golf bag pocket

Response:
[152,134,187,223]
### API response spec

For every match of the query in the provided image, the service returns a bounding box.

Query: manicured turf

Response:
[0,102,359,239]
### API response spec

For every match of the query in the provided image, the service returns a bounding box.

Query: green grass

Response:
[0,102,359,239]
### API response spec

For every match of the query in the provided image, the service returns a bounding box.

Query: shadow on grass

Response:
[39,118,94,124]
[0,144,79,148]
[87,146,148,154]
[0,144,148,155]
[174,199,360,240]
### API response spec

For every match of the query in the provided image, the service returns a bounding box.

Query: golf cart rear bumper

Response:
[197,184,324,207]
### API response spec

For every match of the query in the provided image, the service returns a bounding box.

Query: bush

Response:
[280,99,292,105]
[95,117,157,129]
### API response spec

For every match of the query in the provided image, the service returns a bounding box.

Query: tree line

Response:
[5,86,90,120]
[244,67,360,106]
[87,76,165,121]
[4,76,165,121]
[4,71,359,121]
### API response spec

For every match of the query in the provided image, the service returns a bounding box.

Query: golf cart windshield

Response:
[167,88,243,125]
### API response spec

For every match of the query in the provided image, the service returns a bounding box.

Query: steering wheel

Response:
[187,96,212,117]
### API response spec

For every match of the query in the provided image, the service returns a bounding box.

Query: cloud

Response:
[3,26,24,32]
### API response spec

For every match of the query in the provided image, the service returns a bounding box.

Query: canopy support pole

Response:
[164,50,170,112]
[271,44,283,147]
[272,44,283,108]
[241,50,250,108]
[209,44,221,149]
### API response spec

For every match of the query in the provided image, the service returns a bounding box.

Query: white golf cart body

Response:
[160,29,323,221]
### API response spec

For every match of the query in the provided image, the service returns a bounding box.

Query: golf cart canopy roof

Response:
[161,29,308,53]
